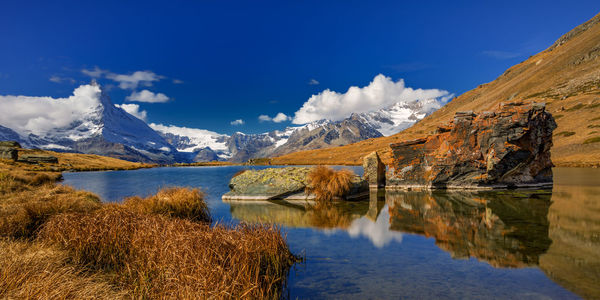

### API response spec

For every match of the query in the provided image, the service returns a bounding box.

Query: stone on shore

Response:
[363,151,386,188]
[20,154,59,164]
[0,141,21,161]
[0,147,18,161]
[386,102,556,189]
[0,141,21,148]
[224,167,368,200]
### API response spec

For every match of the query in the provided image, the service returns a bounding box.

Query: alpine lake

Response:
[63,166,600,299]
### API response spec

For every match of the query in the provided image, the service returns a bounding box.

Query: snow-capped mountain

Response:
[355,98,442,136]
[0,83,177,163]
[150,99,441,162]
[0,83,443,163]
[150,120,336,162]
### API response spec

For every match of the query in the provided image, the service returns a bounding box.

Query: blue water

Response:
[63,166,599,299]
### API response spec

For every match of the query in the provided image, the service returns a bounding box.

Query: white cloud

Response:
[258,115,272,122]
[292,74,451,124]
[308,78,320,85]
[49,75,76,84]
[106,70,163,89]
[230,119,244,126]
[81,66,107,78]
[258,112,291,123]
[172,79,184,84]
[272,113,290,122]
[149,123,224,138]
[115,103,147,121]
[0,84,102,137]
[346,207,403,248]
[126,90,170,103]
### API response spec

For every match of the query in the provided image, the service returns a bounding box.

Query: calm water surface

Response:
[63,167,600,299]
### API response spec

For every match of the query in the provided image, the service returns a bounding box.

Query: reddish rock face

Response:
[387,102,557,189]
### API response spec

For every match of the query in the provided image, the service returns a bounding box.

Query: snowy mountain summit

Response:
[0,83,176,162]
[0,83,443,163]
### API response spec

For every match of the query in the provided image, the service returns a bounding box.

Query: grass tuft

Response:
[583,136,600,144]
[305,166,354,204]
[555,131,576,137]
[123,187,211,223]
[38,207,297,299]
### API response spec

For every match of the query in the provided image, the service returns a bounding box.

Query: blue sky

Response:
[0,0,598,134]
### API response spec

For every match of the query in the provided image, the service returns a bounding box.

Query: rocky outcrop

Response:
[20,154,58,164]
[0,140,21,161]
[223,167,367,200]
[0,147,18,161]
[386,102,556,189]
[362,151,385,188]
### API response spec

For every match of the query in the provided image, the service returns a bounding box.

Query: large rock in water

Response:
[386,102,557,189]
[224,167,367,200]
[363,151,385,188]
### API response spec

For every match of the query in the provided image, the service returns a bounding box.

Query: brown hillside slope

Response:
[1,148,152,172]
[272,12,600,167]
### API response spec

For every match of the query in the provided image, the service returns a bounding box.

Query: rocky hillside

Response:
[272,12,600,167]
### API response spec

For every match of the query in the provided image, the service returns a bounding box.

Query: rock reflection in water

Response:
[226,199,372,229]
[386,190,553,268]
[226,190,402,248]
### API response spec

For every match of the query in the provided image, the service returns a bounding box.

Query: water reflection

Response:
[386,190,552,268]
[226,178,600,298]
[539,168,600,299]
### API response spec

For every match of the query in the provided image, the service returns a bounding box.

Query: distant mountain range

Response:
[149,97,441,162]
[0,82,442,163]
[271,12,600,167]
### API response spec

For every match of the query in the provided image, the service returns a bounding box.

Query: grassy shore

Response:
[0,156,297,299]
[12,148,154,172]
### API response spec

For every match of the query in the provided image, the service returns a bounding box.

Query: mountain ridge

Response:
[271,12,600,167]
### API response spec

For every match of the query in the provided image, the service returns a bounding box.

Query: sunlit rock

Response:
[386,102,557,189]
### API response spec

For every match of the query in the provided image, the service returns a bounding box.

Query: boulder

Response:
[0,141,21,148]
[387,102,557,189]
[227,167,310,199]
[224,167,367,200]
[362,151,386,188]
[0,147,18,161]
[20,154,59,164]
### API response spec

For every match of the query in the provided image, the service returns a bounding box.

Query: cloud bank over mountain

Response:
[0,84,103,137]
[292,74,452,124]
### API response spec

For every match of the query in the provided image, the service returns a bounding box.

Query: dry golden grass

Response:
[0,239,125,299]
[123,187,211,223]
[0,147,153,172]
[272,13,600,167]
[0,169,101,239]
[38,206,297,299]
[305,166,354,203]
[1,160,297,299]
